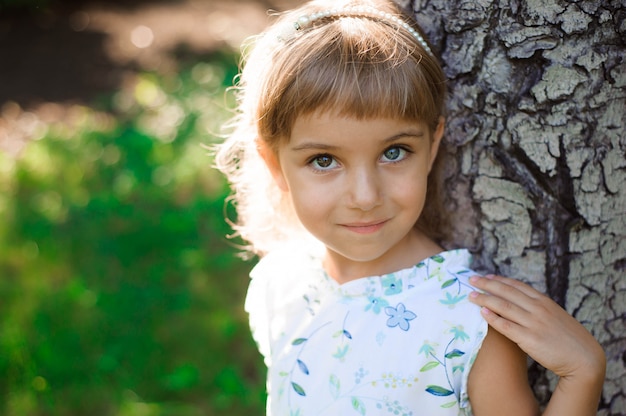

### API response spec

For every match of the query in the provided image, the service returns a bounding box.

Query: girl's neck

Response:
[322,229,443,284]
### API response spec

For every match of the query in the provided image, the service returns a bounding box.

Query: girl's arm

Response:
[467,274,606,416]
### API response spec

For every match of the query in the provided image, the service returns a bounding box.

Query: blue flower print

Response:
[385,303,417,331]
[381,275,403,295]
[418,341,437,357]
[365,296,389,314]
[439,292,467,308]
[449,325,470,342]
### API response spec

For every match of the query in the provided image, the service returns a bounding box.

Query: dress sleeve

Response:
[245,257,274,367]
[455,255,489,413]
[444,249,490,413]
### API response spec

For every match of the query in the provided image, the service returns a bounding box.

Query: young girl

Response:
[215,0,606,414]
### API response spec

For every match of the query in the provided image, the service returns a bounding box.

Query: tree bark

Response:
[406,0,626,413]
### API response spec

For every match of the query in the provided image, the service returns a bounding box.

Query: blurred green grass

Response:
[0,50,266,415]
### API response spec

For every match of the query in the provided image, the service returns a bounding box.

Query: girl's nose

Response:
[348,167,383,211]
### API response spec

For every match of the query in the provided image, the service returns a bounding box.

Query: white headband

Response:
[278,5,434,57]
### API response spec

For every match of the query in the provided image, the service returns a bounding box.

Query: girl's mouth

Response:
[341,220,388,234]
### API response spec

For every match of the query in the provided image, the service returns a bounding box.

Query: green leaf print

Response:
[292,338,308,345]
[332,329,353,339]
[329,374,340,399]
[291,382,306,396]
[444,349,465,359]
[351,397,366,415]
[441,278,457,289]
[441,401,457,408]
[426,385,454,396]
[431,254,445,263]
[296,359,310,375]
[420,361,440,372]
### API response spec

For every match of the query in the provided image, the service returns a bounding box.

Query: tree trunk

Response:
[406,0,626,413]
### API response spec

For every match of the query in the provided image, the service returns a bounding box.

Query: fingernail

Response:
[470,276,480,284]
[469,291,479,298]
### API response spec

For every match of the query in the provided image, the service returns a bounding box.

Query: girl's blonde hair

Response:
[215,0,448,256]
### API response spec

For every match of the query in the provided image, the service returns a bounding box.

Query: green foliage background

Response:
[0,51,266,415]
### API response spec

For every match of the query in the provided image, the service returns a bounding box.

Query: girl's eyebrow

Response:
[290,142,338,151]
[290,130,426,151]
[386,130,427,141]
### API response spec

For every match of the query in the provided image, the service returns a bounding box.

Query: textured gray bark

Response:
[404,0,626,413]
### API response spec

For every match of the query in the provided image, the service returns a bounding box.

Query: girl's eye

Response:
[381,146,408,162]
[309,154,338,170]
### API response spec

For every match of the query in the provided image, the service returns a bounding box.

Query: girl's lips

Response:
[341,220,388,234]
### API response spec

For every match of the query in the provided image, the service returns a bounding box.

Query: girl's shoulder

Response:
[416,248,473,271]
[250,240,325,281]
[251,245,475,281]
[412,248,476,282]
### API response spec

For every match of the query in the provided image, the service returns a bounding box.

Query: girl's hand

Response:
[468,274,605,384]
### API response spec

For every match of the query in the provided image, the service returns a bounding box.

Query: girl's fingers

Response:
[468,275,543,337]
[471,274,542,300]
[469,276,535,315]
[470,275,606,381]
[475,304,525,341]
[468,289,533,335]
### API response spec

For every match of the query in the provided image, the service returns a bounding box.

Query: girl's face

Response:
[261,111,444,283]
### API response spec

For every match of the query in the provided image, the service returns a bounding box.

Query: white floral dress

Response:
[246,246,488,415]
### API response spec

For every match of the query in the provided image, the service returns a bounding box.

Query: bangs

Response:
[303,57,435,119]
[257,17,445,144]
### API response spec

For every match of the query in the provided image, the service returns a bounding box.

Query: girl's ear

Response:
[428,117,445,172]
[256,139,289,192]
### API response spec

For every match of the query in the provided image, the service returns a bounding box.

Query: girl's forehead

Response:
[287,111,431,144]
[292,110,428,130]
[295,109,415,122]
